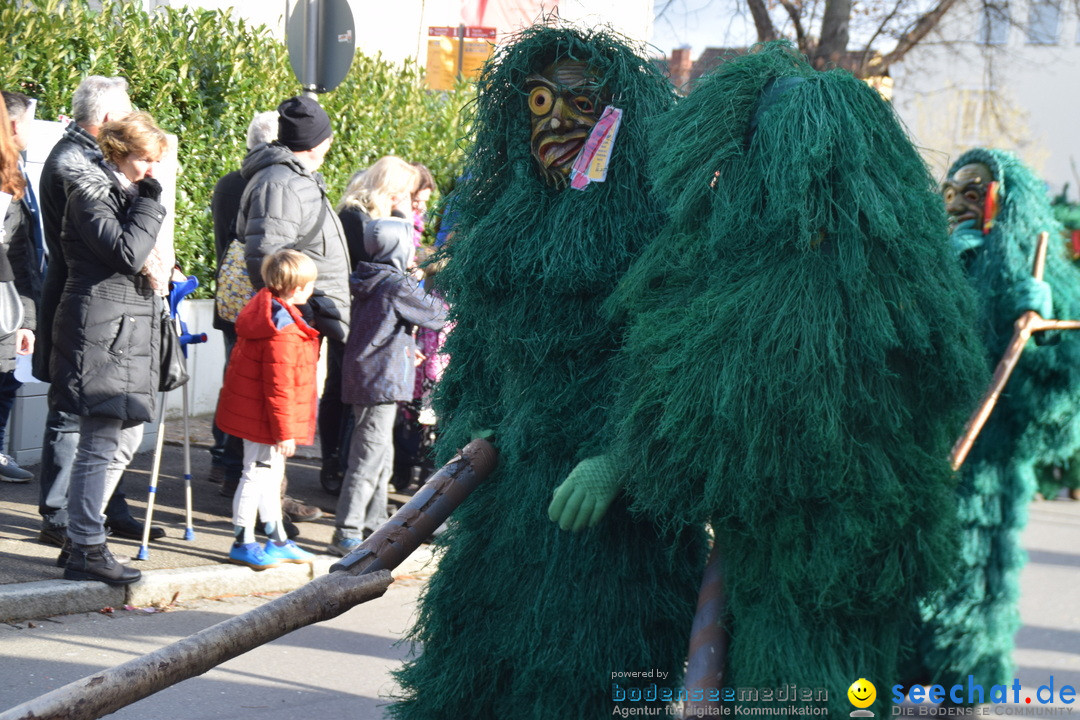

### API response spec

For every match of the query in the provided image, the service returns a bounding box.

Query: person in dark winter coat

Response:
[236,96,352,499]
[329,216,446,555]
[215,250,320,570]
[52,111,169,586]
[32,76,161,548]
[321,156,421,496]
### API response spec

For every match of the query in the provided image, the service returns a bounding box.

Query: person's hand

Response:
[949,219,984,259]
[137,177,163,201]
[15,328,33,356]
[1013,276,1053,319]
[414,347,426,366]
[275,439,296,458]
[548,455,622,532]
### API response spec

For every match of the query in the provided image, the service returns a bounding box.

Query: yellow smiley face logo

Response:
[848,678,876,708]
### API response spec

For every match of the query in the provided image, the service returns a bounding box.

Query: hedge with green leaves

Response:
[0,0,471,292]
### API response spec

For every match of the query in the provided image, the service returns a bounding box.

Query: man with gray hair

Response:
[34,75,164,549]
[234,96,351,525]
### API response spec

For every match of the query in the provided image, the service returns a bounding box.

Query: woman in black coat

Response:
[51,111,170,585]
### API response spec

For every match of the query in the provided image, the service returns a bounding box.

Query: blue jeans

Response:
[67,416,143,545]
[335,403,396,539]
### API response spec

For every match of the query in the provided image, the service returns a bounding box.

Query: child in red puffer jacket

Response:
[215,250,320,570]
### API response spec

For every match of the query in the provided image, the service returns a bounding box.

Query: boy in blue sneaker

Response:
[216,250,321,570]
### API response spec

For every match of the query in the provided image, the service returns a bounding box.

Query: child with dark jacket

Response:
[329,217,448,555]
[216,250,320,570]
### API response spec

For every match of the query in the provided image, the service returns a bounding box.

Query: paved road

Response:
[0,557,431,719]
[0,499,1077,719]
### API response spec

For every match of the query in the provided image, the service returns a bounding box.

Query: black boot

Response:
[56,537,132,568]
[63,542,141,585]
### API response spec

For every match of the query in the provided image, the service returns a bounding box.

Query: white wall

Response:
[891,0,1080,192]
[171,0,655,66]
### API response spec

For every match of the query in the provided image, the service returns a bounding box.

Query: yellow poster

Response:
[426,36,457,91]
[426,27,495,90]
[461,38,494,78]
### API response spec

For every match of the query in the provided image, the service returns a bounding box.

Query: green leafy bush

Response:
[0,0,471,292]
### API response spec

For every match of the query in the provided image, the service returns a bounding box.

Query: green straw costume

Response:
[606,44,987,714]
[390,26,707,719]
[914,148,1080,689]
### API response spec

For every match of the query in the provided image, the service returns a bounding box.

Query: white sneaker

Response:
[0,453,32,482]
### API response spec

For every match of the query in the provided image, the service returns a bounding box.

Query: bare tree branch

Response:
[778,0,811,51]
[654,0,680,20]
[858,0,904,75]
[746,0,780,41]
[872,0,963,72]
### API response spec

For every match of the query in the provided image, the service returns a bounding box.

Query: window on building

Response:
[1026,0,1060,44]
[979,2,1011,44]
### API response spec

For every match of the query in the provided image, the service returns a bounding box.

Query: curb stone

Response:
[0,555,340,624]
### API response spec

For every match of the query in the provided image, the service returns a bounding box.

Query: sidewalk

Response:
[0,414,424,623]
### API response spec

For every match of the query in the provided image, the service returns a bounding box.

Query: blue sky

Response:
[650,0,757,55]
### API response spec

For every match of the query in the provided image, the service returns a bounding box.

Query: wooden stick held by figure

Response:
[951,232,1080,470]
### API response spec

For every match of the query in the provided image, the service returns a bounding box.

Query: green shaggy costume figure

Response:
[390,26,707,719]
[603,44,987,714]
[914,148,1080,688]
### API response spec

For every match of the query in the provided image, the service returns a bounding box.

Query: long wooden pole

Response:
[0,438,498,720]
[949,232,1080,470]
[0,571,393,720]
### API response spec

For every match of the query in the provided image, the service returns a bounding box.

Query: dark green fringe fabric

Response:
[389,25,707,720]
[915,148,1080,689]
[607,43,988,715]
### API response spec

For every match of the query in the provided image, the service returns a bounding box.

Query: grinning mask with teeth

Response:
[942,162,994,230]
[526,60,610,188]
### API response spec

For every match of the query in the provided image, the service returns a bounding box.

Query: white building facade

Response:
[891,0,1080,193]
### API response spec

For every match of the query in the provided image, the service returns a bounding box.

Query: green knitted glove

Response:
[1013,276,1053,319]
[548,454,622,532]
